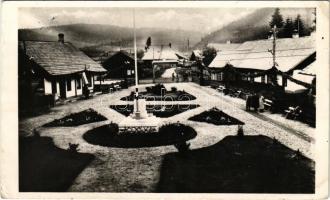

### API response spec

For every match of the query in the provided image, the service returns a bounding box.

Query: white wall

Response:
[255,77,262,83]
[44,78,52,94]
[56,82,60,95]
[76,78,82,96]
[66,78,76,98]
[277,75,283,85]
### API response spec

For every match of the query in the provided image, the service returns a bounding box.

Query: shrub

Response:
[174,142,190,153]
[237,125,244,137]
[152,84,166,95]
[171,87,178,92]
[68,143,80,152]
[108,122,119,133]
[146,87,152,93]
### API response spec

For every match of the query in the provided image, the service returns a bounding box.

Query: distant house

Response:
[190,50,203,61]
[18,33,107,103]
[208,34,316,86]
[142,45,183,68]
[102,50,135,79]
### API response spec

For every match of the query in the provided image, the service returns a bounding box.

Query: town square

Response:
[8,4,324,195]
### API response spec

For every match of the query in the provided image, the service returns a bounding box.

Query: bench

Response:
[263,99,273,110]
[114,85,121,91]
[284,106,302,120]
[216,86,226,93]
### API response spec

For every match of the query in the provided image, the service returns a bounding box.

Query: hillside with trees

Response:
[19,23,202,50]
[194,8,314,48]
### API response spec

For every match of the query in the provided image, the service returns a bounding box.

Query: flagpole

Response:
[133,9,139,112]
[133,9,138,87]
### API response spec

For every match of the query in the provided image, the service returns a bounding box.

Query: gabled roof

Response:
[142,46,181,61]
[102,50,135,71]
[19,41,106,76]
[103,50,134,63]
[208,36,316,73]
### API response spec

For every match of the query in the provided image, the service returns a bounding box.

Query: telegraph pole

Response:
[272,25,277,68]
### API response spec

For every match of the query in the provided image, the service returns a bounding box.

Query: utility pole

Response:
[272,25,277,68]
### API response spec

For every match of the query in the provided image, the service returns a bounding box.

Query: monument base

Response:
[118,115,161,133]
[118,98,161,133]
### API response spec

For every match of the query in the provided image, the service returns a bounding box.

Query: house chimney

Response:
[58,33,64,43]
[292,29,299,38]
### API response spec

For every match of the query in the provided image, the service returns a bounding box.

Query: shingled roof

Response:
[208,36,316,73]
[19,41,106,76]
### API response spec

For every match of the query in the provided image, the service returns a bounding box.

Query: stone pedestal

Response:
[118,98,161,133]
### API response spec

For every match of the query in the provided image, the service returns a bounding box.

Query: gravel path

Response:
[19,82,315,192]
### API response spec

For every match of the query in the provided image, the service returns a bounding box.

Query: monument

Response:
[118,10,160,133]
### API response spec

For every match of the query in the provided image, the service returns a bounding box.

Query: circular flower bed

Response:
[83,123,197,148]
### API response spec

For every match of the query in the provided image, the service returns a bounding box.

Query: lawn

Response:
[110,104,199,118]
[157,135,314,193]
[83,123,197,148]
[189,107,245,125]
[43,108,107,127]
[19,136,95,192]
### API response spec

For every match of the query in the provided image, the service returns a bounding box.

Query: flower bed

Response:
[188,107,244,125]
[43,108,107,127]
[120,84,196,101]
[83,123,197,148]
[110,104,199,118]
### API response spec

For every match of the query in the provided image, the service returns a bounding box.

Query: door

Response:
[59,80,66,99]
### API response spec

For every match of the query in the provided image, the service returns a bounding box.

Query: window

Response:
[76,77,81,89]
[66,78,72,91]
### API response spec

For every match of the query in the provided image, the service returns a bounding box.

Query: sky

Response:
[18,7,256,34]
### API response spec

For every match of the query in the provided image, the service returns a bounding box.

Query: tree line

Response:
[269,8,315,38]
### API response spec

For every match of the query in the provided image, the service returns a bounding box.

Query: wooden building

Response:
[208,35,316,87]
[102,50,135,79]
[18,33,107,106]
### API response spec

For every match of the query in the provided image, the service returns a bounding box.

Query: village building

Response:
[102,50,135,79]
[18,33,107,109]
[189,50,203,61]
[208,34,316,89]
[142,45,184,68]
[141,44,188,81]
